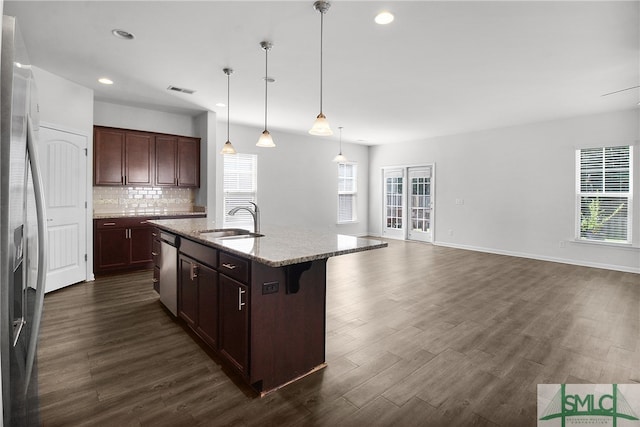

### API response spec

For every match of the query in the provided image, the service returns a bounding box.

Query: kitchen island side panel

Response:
[250,259,327,392]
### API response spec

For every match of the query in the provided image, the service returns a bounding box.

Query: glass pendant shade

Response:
[256,130,275,148]
[332,153,347,163]
[332,126,346,162]
[257,41,276,148]
[220,140,236,155]
[309,113,333,136]
[220,67,237,155]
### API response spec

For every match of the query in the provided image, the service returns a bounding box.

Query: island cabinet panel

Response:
[219,274,249,375]
[196,265,218,349]
[178,240,219,348]
[249,259,327,392]
[152,231,161,293]
[178,255,200,327]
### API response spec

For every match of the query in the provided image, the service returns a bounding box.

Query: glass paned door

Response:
[382,168,405,239]
[408,166,432,242]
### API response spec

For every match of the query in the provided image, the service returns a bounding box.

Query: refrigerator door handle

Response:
[24,116,49,391]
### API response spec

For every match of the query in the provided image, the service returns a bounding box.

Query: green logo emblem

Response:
[539,384,639,426]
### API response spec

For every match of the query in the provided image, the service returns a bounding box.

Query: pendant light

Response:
[309,0,333,136]
[256,41,276,148]
[220,68,237,155]
[332,126,347,163]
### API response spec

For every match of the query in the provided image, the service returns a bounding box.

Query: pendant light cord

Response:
[227,71,230,141]
[319,10,324,114]
[264,47,269,131]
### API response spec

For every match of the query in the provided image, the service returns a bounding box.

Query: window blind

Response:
[223,153,257,224]
[577,146,632,243]
[337,163,357,223]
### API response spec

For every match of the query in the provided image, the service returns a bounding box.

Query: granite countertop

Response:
[94,210,206,219]
[148,217,388,267]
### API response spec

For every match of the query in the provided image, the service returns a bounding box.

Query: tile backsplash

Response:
[93,186,196,214]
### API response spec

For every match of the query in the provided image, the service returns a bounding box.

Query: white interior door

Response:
[382,168,405,239]
[407,166,433,242]
[38,125,87,293]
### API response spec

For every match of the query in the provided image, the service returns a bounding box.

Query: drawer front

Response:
[95,218,124,229]
[180,238,217,269]
[219,252,249,284]
[95,217,153,229]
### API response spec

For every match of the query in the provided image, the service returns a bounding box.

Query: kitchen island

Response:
[148,217,387,395]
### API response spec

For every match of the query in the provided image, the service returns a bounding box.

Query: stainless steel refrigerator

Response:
[1,15,48,426]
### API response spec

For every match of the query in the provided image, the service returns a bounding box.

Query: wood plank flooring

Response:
[37,240,640,426]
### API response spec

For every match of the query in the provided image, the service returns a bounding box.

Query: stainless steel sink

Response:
[200,228,264,240]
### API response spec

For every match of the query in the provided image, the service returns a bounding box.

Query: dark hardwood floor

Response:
[37,240,640,426]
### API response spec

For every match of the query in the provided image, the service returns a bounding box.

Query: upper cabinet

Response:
[154,135,200,187]
[94,126,200,188]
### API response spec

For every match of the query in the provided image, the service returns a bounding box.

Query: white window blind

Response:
[223,153,257,224]
[337,163,357,223]
[576,145,632,243]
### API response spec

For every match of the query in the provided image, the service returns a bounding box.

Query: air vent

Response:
[167,86,196,95]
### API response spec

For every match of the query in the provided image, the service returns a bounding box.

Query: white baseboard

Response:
[433,241,640,274]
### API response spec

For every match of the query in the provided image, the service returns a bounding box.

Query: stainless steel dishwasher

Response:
[159,231,179,316]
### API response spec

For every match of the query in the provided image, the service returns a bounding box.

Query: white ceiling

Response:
[4,1,639,145]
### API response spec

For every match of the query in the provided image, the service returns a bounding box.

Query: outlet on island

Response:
[262,281,279,295]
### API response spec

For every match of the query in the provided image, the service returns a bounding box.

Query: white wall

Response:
[369,109,640,273]
[31,66,95,279]
[215,123,369,235]
[93,101,197,137]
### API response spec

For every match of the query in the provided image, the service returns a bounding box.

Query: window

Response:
[223,153,257,224]
[337,163,357,223]
[576,145,632,244]
[384,170,403,230]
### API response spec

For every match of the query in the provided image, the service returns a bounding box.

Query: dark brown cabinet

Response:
[94,218,155,275]
[152,231,161,293]
[177,137,200,187]
[154,136,200,187]
[155,136,178,186]
[219,274,249,374]
[178,240,219,349]
[125,132,154,186]
[94,127,154,186]
[94,128,125,186]
[94,126,200,188]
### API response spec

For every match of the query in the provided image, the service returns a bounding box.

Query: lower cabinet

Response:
[218,274,249,375]
[94,218,153,274]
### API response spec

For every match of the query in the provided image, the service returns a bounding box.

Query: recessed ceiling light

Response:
[98,78,113,85]
[375,11,394,25]
[111,29,135,40]
[216,102,226,108]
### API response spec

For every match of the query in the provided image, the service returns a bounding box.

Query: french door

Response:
[382,165,434,242]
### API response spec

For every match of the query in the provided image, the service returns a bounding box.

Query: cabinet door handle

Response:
[238,288,246,311]
[103,222,116,226]
[151,252,158,256]
[222,263,237,270]
[152,278,159,283]
[190,263,199,281]
[140,221,148,224]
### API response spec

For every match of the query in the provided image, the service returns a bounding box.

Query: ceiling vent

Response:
[167,85,196,95]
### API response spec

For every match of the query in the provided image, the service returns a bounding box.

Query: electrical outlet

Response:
[262,281,279,295]
[448,229,454,236]
[559,241,566,248]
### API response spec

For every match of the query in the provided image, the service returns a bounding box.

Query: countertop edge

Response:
[150,221,388,267]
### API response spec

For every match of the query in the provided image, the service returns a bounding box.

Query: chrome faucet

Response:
[228,202,260,234]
